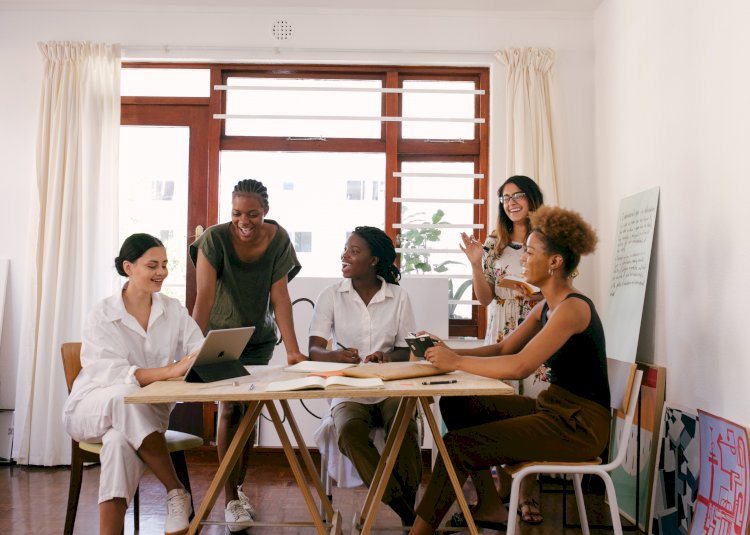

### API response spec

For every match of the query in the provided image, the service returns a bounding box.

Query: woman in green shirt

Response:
[190,178,306,532]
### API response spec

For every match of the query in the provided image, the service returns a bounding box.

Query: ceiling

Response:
[0,0,601,12]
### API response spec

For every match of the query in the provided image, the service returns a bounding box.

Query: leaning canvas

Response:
[688,410,749,535]
[648,404,700,535]
[610,363,666,530]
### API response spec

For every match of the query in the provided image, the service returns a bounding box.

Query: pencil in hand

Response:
[336,342,360,363]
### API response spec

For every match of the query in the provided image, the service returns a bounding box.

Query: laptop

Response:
[184,326,255,383]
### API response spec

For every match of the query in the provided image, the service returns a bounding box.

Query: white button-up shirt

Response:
[309,277,416,406]
[64,288,204,412]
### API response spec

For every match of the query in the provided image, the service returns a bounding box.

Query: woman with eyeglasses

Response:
[457,175,545,526]
[460,175,544,347]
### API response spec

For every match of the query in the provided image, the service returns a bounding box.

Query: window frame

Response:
[122,62,489,337]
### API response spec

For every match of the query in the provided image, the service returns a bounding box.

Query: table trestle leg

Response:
[188,400,263,535]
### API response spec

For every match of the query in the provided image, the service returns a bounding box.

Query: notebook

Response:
[184,326,255,383]
[342,361,445,381]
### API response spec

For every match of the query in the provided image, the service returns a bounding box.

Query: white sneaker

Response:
[165,488,192,535]
[225,499,253,532]
[237,486,256,518]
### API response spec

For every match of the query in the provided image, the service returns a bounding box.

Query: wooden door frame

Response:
[121,98,210,312]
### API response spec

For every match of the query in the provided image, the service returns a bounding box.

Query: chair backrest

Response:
[606,358,643,469]
[61,342,83,394]
[607,357,636,412]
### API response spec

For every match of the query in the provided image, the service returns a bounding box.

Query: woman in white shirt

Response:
[308,226,420,526]
[63,233,204,535]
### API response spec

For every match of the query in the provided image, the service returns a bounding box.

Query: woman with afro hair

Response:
[408,206,610,534]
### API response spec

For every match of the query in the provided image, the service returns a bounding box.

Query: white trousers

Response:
[63,383,172,504]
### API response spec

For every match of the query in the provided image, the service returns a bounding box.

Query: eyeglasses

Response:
[499,192,527,205]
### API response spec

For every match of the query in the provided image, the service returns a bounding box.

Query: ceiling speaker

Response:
[271,20,293,41]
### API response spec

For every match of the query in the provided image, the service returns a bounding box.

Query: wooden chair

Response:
[504,358,643,535]
[61,342,203,535]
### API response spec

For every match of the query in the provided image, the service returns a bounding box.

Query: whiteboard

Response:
[259,276,448,448]
[604,187,659,362]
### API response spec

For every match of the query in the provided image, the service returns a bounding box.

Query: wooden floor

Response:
[0,448,633,534]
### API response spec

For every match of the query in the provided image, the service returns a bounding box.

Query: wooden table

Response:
[126,365,513,535]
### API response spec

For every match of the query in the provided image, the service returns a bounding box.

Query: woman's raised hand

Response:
[459,232,485,266]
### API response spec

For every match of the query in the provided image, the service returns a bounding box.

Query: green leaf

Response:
[451,279,473,301]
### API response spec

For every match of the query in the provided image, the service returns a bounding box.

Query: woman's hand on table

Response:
[173,351,197,377]
[424,345,461,372]
[335,347,361,364]
[286,351,308,365]
[364,351,385,363]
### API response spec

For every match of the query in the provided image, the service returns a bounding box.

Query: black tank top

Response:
[540,293,610,408]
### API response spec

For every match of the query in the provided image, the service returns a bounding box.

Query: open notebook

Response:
[266,375,384,392]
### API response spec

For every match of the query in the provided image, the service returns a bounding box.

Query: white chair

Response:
[504,359,643,535]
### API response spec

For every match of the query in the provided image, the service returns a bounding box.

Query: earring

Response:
[569,269,579,279]
[548,267,555,277]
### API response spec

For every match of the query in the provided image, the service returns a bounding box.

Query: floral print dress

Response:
[482,236,535,344]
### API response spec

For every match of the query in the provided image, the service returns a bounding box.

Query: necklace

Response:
[507,242,523,250]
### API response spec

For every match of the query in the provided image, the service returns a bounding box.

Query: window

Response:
[346,180,366,201]
[152,180,175,201]
[293,232,312,253]
[159,229,175,242]
[372,181,383,201]
[121,64,489,337]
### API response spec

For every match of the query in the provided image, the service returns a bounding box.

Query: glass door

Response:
[120,103,209,311]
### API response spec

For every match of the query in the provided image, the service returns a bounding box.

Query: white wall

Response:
[0,6,596,415]
[594,0,750,422]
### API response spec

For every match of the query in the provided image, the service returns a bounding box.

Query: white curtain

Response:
[13,42,121,465]
[496,47,560,205]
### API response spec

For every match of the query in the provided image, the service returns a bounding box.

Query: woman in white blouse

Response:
[308,226,420,526]
[63,233,204,535]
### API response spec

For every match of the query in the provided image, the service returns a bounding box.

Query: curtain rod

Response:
[122,44,500,58]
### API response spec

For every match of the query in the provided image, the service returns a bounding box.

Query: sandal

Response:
[517,499,543,525]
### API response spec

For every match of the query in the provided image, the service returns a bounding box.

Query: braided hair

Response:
[114,233,164,277]
[352,226,401,285]
[233,179,269,208]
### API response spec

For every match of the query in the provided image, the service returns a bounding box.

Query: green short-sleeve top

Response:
[189,220,301,364]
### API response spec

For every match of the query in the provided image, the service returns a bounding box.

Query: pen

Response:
[422,379,458,385]
[337,342,361,362]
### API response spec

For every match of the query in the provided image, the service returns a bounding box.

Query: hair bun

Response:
[114,256,126,277]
